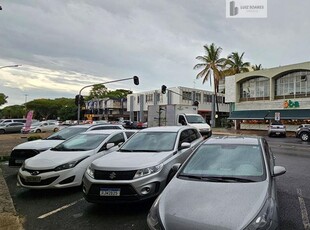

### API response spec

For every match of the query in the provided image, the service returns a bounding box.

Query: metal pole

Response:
[77,77,136,124]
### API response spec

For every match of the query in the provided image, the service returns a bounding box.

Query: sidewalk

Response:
[212,127,295,137]
[0,168,24,230]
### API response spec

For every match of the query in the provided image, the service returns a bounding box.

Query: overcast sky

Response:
[1,0,310,107]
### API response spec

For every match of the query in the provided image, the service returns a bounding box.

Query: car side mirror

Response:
[179,142,191,150]
[106,143,115,150]
[167,163,182,184]
[273,166,286,177]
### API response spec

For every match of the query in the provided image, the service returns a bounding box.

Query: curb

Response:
[0,167,24,230]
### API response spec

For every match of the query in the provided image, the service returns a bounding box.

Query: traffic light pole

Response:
[77,76,139,124]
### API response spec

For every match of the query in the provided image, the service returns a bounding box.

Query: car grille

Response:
[20,176,59,186]
[23,168,54,174]
[94,170,137,180]
[9,149,41,166]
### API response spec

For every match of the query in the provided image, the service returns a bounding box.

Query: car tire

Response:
[300,132,310,142]
[35,129,41,133]
[0,129,5,134]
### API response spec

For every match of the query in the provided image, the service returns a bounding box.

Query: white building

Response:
[127,86,230,125]
[225,61,310,131]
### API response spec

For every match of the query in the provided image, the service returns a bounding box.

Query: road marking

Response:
[37,198,84,219]
[297,189,310,230]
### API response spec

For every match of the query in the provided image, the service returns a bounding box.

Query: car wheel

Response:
[53,128,59,132]
[0,129,5,134]
[35,129,41,133]
[300,132,310,142]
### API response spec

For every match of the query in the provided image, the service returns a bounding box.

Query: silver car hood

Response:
[159,178,269,230]
[24,149,94,170]
[13,139,64,150]
[91,151,172,170]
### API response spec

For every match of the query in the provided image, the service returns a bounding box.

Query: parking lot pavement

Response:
[0,128,298,230]
[0,167,23,230]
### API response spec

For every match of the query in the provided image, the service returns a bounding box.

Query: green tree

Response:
[88,84,108,100]
[193,43,227,93]
[224,52,251,75]
[106,89,133,98]
[0,93,8,106]
[25,99,59,120]
[252,64,263,71]
[0,105,26,118]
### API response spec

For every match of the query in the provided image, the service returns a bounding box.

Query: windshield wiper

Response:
[133,150,161,152]
[119,149,133,152]
[201,176,256,183]
[178,174,203,180]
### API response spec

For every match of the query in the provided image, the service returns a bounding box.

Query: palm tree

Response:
[193,43,226,93]
[224,52,251,75]
[252,64,263,71]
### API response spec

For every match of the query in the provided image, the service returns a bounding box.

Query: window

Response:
[146,94,153,102]
[275,71,310,98]
[195,92,201,102]
[240,77,270,100]
[182,91,192,101]
[107,133,125,146]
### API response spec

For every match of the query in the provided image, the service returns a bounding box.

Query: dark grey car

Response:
[147,136,286,230]
[0,122,24,134]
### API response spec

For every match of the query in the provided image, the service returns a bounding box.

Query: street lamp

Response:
[77,76,139,124]
[0,64,22,69]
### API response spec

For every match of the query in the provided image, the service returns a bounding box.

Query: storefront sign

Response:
[283,100,299,108]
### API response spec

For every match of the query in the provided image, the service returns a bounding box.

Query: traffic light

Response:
[133,76,139,85]
[193,100,199,107]
[75,95,79,106]
[75,95,84,106]
[161,85,167,94]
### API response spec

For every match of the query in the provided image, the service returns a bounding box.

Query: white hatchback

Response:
[17,129,136,189]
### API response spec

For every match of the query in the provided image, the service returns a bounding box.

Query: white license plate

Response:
[15,159,24,164]
[25,176,41,183]
[276,132,280,135]
[100,188,121,196]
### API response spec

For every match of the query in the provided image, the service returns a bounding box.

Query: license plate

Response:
[100,188,121,196]
[276,132,280,135]
[15,159,24,164]
[25,176,41,183]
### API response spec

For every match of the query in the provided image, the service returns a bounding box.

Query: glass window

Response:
[240,77,270,99]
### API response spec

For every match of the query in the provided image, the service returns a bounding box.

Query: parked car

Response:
[147,136,286,230]
[0,122,25,134]
[17,129,137,189]
[9,124,127,167]
[296,124,310,142]
[83,126,204,203]
[25,121,60,133]
[0,118,27,124]
[268,121,286,137]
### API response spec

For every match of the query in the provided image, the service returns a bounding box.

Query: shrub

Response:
[27,135,42,141]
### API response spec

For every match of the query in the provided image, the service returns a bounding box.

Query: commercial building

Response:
[225,61,310,131]
[127,86,230,125]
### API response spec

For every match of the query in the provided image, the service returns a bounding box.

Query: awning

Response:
[265,109,310,119]
[228,110,269,120]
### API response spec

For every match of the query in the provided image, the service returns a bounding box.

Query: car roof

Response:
[204,136,261,145]
[139,126,192,132]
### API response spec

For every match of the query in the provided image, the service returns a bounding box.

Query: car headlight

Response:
[86,165,95,178]
[54,160,78,171]
[133,164,163,179]
[147,196,164,230]
[244,198,275,230]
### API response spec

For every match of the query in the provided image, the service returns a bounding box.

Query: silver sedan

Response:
[147,136,286,230]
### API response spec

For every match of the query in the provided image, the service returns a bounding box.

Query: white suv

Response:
[83,126,204,203]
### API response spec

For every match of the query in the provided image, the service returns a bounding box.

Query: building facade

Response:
[225,61,310,131]
[127,86,230,125]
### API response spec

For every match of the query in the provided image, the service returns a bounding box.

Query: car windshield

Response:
[120,132,177,152]
[179,144,266,182]
[185,115,206,124]
[47,127,88,140]
[51,133,109,151]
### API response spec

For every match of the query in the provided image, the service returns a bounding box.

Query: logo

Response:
[230,1,239,16]
[283,100,300,108]
[109,172,117,179]
[226,0,267,18]
[31,171,40,176]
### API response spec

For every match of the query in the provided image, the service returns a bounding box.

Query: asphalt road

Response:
[1,136,310,230]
